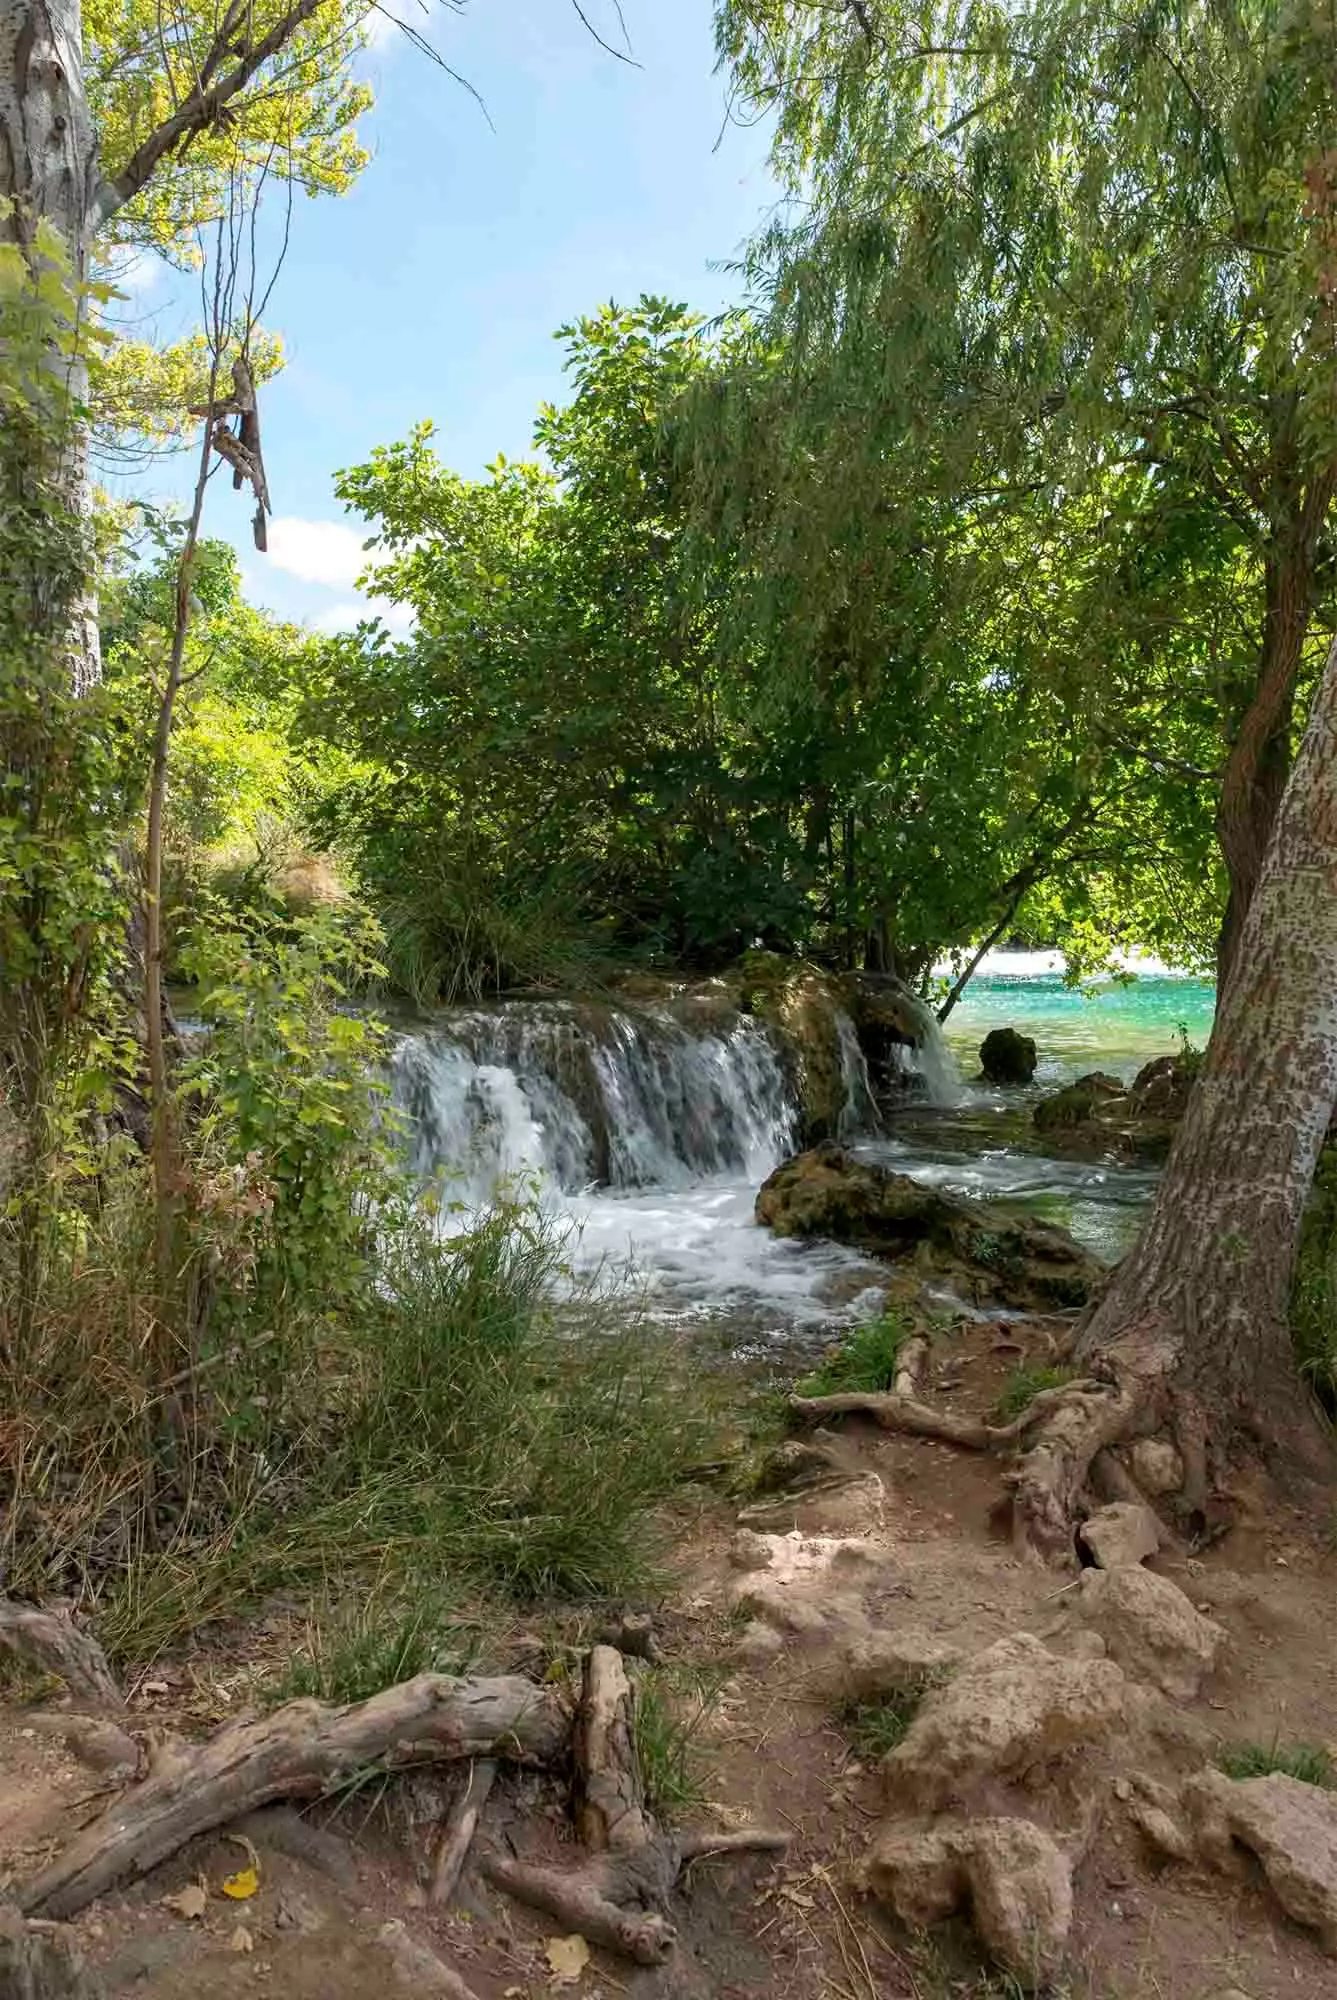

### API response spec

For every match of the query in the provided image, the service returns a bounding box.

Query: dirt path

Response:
[3,1316,1335,2000]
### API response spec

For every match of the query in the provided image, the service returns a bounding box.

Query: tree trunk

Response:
[0,0,103,692]
[1215,473,1336,992]
[1011,635,1337,1559]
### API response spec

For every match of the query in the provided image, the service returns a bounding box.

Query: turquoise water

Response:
[942,973,1217,1086]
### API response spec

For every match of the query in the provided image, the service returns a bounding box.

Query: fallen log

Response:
[19,1672,570,1920]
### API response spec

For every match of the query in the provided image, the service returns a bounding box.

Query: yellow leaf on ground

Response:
[162,1881,208,1920]
[544,1933,591,1984]
[222,1865,260,1900]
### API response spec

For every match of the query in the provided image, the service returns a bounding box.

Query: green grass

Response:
[796,1308,914,1397]
[1218,1741,1334,1787]
[835,1669,950,1760]
[274,1578,482,1707]
[995,1361,1075,1423]
[632,1669,720,1819]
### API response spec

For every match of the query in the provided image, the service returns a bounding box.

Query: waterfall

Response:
[392,1000,812,1202]
[834,1010,880,1138]
[897,994,965,1107]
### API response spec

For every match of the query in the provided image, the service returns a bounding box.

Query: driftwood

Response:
[430,1757,497,1906]
[483,1646,788,1963]
[20,1673,569,1920]
[0,1601,124,1711]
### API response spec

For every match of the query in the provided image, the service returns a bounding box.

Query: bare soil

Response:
[2,1315,1334,2000]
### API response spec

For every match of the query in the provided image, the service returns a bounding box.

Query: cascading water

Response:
[390,997,886,1328]
[392,1001,799,1203]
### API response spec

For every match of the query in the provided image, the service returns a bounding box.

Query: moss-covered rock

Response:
[979,1026,1038,1084]
[1031,1054,1197,1164]
[755,1145,1104,1310]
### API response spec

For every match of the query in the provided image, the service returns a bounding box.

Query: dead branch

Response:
[480,1851,677,1965]
[429,1757,496,1906]
[0,1600,124,1711]
[575,1644,652,1852]
[19,1672,570,1920]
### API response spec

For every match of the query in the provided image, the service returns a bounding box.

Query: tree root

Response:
[0,1599,124,1711]
[430,1757,497,1906]
[18,1672,570,1920]
[481,1642,788,1964]
[789,1379,1102,1453]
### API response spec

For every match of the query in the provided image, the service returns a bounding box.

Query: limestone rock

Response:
[727,1529,774,1573]
[885,1632,1127,1812]
[1184,1770,1337,1953]
[737,1470,886,1538]
[868,1815,1072,1988]
[1073,1567,1225,1699]
[979,1028,1038,1085]
[1078,1502,1161,1570]
[835,1630,961,1702]
[730,1620,785,1669]
[1129,1439,1185,1497]
[755,1146,1103,1310]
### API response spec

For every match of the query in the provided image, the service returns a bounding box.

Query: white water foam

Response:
[391,999,883,1327]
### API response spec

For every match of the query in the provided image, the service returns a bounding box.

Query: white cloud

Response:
[314,597,414,638]
[103,248,163,299]
[362,2,400,49]
[267,516,372,590]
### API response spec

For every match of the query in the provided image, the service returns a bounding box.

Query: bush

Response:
[1218,1742,1333,1788]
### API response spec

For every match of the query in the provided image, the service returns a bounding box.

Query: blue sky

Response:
[114,0,774,633]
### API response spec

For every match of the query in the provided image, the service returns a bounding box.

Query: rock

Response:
[745,961,859,1142]
[838,973,927,1091]
[1078,1502,1161,1570]
[0,1909,104,1998]
[867,1815,1072,1988]
[1129,1800,1195,1862]
[1034,1081,1124,1132]
[835,1631,961,1702]
[1129,1052,1199,1120]
[756,1146,1103,1310]
[731,1620,785,1668]
[1129,1439,1185,1497]
[1184,1770,1337,1954]
[1072,1568,1225,1699]
[737,1471,886,1538]
[727,1529,775,1573]
[979,1027,1038,1085]
[885,1633,1127,1812]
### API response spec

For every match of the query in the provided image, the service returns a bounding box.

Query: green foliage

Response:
[836,1680,939,1761]
[796,1308,913,1396]
[1291,1144,1337,1411]
[177,901,395,1316]
[995,1363,1075,1423]
[1218,1742,1334,1788]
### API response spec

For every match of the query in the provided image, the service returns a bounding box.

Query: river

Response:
[393,959,1216,1340]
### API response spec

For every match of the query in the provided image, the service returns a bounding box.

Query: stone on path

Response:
[1072,1567,1225,1700]
[868,1815,1072,1989]
[1078,1501,1161,1570]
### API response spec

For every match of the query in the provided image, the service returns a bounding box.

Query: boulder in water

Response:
[755,1145,1103,1309]
[979,1026,1038,1085]
[1031,1054,1197,1162]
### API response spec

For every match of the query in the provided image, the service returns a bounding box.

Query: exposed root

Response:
[1006,1330,1180,1563]
[19,1672,571,1920]
[0,1599,124,1711]
[481,1851,678,1966]
[789,1379,1102,1454]
[484,1642,788,1963]
[430,1757,497,1906]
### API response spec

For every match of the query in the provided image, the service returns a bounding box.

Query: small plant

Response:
[835,1669,949,1760]
[1218,1741,1334,1788]
[276,1584,479,1706]
[995,1362,1075,1423]
[796,1308,914,1397]
[633,1668,720,1818]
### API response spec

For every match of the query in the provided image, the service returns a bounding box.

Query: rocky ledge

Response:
[755,1144,1104,1310]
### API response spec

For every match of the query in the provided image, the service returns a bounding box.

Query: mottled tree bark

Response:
[1011,635,1337,1558]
